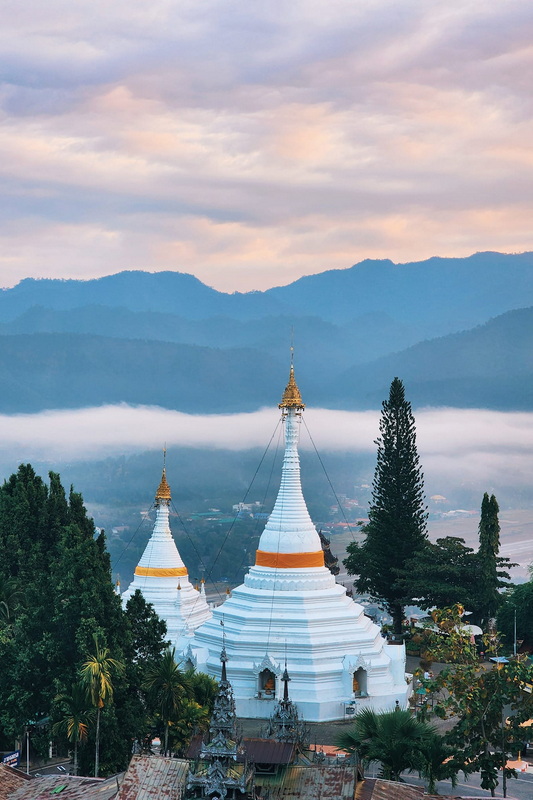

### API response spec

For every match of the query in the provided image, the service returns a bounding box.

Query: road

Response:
[394,768,533,800]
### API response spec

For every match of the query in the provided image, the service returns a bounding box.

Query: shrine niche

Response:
[259,669,276,696]
[352,667,368,697]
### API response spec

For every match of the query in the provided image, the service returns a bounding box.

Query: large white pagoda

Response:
[186,364,410,721]
[122,467,211,650]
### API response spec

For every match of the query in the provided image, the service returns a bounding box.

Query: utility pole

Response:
[513,608,517,658]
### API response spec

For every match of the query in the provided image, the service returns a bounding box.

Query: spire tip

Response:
[279,358,305,410]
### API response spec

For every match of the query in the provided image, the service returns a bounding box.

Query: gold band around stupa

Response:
[135,566,188,577]
[255,550,324,568]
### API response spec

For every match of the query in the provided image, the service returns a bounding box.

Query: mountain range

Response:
[1,251,532,413]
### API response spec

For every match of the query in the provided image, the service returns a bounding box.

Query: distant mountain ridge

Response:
[0,251,532,413]
[2,251,533,334]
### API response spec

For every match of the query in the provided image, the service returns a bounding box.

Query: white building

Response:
[186,364,411,721]
[122,468,212,650]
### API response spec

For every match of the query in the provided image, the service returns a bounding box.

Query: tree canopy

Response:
[397,536,478,612]
[0,464,212,776]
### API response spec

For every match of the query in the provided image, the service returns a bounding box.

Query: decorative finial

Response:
[155,447,172,502]
[220,646,228,682]
[279,355,305,410]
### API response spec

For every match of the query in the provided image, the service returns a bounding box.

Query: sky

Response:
[2,1,533,292]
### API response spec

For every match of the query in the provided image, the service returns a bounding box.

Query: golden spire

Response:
[155,447,172,502]
[279,351,305,410]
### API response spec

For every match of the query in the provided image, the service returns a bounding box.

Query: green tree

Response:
[52,683,95,775]
[433,659,533,796]
[80,634,124,777]
[397,537,478,612]
[418,733,458,795]
[124,590,169,664]
[143,648,192,756]
[188,670,218,714]
[476,493,513,627]
[336,708,437,782]
[423,604,480,665]
[116,591,170,755]
[171,698,210,755]
[344,378,428,634]
[0,465,172,772]
[497,581,533,651]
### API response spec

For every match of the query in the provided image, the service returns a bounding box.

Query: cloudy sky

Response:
[2,1,533,292]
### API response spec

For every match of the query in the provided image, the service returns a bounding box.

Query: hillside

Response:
[336,306,533,410]
[0,334,284,413]
[1,306,532,413]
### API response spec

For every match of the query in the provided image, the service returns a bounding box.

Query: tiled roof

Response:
[0,765,32,799]
[9,772,118,800]
[355,778,513,800]
[357,779,425,800]
[243,738,295,765]
[261,765,356,799]
[116,755,189,800]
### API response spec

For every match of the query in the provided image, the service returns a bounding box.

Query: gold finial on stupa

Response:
[155,446,172,502]
[279,349,305,409]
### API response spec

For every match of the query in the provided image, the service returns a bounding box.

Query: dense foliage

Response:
[396,493,513,628]
[432,659,533,796]
[397,536,479,612]
[344,377,428,633]
[497,579,533,651]
[0,465,213,776]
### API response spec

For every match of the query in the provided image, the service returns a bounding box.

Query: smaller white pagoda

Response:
[121,466,211,650]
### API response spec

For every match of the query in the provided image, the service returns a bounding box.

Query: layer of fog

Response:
[1,403,532,495]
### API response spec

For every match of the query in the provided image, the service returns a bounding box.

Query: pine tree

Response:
[344,378,428,634]
[476,493,512,627]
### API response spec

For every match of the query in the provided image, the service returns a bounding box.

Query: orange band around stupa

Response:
[135,566,188,577]
[255,550,325,568]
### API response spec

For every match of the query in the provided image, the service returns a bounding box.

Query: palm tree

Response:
[143,648,192,756]
[52,683,95,775]
[188,669,218,713]
[336,708,436,782]
[80,634,124,777]
[419,733,458,794]
[172,698,210,755]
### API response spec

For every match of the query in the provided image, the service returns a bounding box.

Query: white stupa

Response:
[186,363,411,721]
[122,465,212,650]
